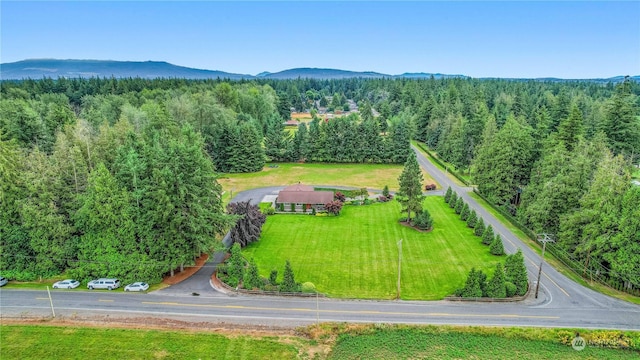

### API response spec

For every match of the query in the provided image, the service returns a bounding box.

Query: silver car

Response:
[52,279,80,289]
[0,276,8,287]
[124,282,149,292]
[87,278,121,290]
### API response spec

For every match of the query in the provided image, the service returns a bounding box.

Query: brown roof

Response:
[277,191,333,204]
[283,184,314,192]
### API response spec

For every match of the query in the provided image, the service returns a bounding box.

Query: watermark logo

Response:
[572,333,586,351]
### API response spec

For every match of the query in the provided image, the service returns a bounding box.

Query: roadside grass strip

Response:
[244,198,500,300]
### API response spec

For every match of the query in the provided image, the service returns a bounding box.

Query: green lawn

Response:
[243,197,502,300]
[633,168,640,179]
[0,325,299,360]
[219,163,436,203]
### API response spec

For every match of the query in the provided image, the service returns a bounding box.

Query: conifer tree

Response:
[474,217,485,236]
[454,197,464,214]
[490,235,505,255]
[396,152,424,221]
[505,249,528,296]
[467,209,478,228]
[444,186,452,203]
[280,260,299,293]
[448,191,458,208]
[460,203,470,221]
[482,225,495,245]
[486,263,507,298]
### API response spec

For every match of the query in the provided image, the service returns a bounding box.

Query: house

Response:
[276,184,334,213]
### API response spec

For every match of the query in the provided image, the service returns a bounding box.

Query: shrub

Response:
[382,185,390,198]
[301,282,316,293]
[378,195,389,202]
[325,200,343,215]
[265,207,275,215]
[412,209,433,230]
[505,281,517,297]
[334,191,346,202]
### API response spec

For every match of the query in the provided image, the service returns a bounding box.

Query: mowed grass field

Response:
[243,197,501,300]
[0,325,299,360]
[219,162,436,199]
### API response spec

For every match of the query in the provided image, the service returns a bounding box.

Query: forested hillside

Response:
[0,76,638,292]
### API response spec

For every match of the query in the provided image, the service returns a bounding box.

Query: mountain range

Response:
[1,59,637,82]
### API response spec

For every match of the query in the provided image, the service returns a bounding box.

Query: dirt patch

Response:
[399,220,433,233]
[162,253,209,286]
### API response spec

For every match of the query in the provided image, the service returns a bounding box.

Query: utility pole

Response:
[535,233,555,299]
[397,239,402,300]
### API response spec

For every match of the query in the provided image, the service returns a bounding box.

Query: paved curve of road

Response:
[1,147,639,330]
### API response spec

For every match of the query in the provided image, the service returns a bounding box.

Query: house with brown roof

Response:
[276,184,334,213]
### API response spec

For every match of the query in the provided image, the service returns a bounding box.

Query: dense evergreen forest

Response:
[0,76,638,293]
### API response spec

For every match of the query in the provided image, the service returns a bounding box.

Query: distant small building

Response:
[284,119,299,126]
[276,184,333,213]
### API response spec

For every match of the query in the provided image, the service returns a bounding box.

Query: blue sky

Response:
[2,1,639,78]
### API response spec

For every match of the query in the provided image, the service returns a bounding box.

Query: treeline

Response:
[1,76,638,291]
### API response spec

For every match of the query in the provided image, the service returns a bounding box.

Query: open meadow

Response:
[243,197,500,300]
[219,162,437,201]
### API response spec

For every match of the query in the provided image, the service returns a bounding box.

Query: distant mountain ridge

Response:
[1,59,637,81]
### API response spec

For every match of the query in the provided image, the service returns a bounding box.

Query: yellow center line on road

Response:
[98,299,114,302]
[525,257,571,298]
[140,301,559,320]
[36,297,49,300]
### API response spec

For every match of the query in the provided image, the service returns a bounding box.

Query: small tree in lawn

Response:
[412,209,433,230]
[486,263,507,298]
[396,152,424,222]
[482,225,495,245]
[460,203,470,221]
[325,200,343,215]
[454,197,464,214]
[444,186,452,203]
[490,235,505,255]
[280,260,299,293]
[334,191,346,202]
[243,258,262,290]
[467,210,478,228]
[382,185,390,198]
[448,192,458,208]
[505,249,528,296]
[474,217,486,236]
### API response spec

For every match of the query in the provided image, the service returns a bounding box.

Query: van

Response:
[87,278,121,290]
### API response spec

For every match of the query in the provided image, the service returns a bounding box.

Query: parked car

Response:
[52,279,80,289]
[87,278,121,290]
[0,276,8,287]
[124,282,149,292]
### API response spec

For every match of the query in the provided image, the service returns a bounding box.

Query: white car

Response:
[52,279,80,289]
[124,282,149,292]
[0,276,8,287]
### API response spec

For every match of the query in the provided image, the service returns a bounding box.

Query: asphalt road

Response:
[2,148,639,330]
